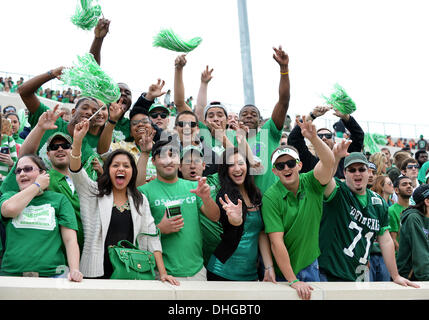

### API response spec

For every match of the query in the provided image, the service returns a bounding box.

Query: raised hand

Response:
[50,66,65,80]
[312,105,331,118]
[36,104,64,131]
[333,138,352,160]
[236,121,249,144]
[219,194,243,226]
[137,127,155,153]
[201,65,214,84]
[174,54,187,70]
[108,98,126,122]
[332,107,350,121]
[35,171,50,191]
[146,79,166,101]
[73,120,90,142]
[296,115,317,141]
[273,45,289,69]
[91,157,104,176]
[190,176,211,200]
[94,18,110,39]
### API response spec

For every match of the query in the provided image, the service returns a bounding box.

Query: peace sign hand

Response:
[219,194,243,226]
[190,176,211,200]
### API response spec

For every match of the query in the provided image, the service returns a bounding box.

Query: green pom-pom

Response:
[364,133,381,154]
[323,84,356,114]
[61,53,120,104]
[153,29,202,52]
[71,0,102,30]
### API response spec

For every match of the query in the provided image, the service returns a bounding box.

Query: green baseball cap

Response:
[148,103,170,115]
[46,132,72,148]
[344,152,369,169]
[180,145,204,159]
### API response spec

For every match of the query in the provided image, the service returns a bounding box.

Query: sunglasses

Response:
[15,166,41,175]
[177,121,197,128]
[317,133,333,139]
[150,112,168,119]
[274,159,298,170]
[47,142,71,151]
[347,167,367,173]
[130,119,151,126]
[406,164,419,169]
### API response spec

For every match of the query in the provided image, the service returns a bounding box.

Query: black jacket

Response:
[288,116,364,179]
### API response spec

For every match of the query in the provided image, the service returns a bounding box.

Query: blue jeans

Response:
[276,259,320,282]
[369,254,391,281]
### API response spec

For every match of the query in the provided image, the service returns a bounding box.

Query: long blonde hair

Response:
[369,152,387,176]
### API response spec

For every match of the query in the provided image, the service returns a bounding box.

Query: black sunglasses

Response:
[47,143,72,151]
[347,167,367,173]
[15,166,41,175]
[274,159,298,170]
[177,121,197,128]
[150,112,168,119]
[317,133,333,139]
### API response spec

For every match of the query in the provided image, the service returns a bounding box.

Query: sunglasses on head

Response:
[130,118,151,126]
[274,159,298,170]
[347,167,367,173]
[177,121,197,128]
[47,142,71,151]
[317,133,333,139]
[407,164,419,169]
[15,166,41,175]
[150,112,168,119]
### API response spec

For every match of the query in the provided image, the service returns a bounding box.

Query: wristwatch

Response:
[309,112,317,120]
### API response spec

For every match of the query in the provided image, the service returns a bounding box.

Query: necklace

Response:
[114,200,130,213]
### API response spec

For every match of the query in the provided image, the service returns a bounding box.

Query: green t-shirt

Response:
[418,161,429,184]
[200,173,223,266]
[389,203,407,234]
[0,135,18,180]
[198,121,237,157]
[138,178,205,277]
[262,170,326,275]
[112,116,130,142]
[319,179,390,281]
[12,133,24,145]
[247,119,282,195]
[0,190,77,276]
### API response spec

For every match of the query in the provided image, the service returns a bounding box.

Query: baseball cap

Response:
[180,145,204,159]
[344,152,369,169]
[148,103,170,115]
[46,132,72,148]
[271,147,300,165]
[412,184,429,204]
[368,162,377,171]
[203,101,228,119]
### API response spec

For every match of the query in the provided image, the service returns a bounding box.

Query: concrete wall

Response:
[0,277,427,300]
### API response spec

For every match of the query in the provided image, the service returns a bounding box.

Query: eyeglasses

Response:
[177,121,197,128]
[347,167,367,173]
[47,143,71,151]
[406,164,419,169]
[130,119,151,126]
[150,112,168,119]
[317,133,333,139]
[274,159,298,170]
[15,166,40,175]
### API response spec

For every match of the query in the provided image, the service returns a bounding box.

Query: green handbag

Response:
[108,231,158,280]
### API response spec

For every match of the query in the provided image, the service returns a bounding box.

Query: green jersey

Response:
[0,135,17,182]
[247,119,282,194]
[112,116,131,142]
[198,121,237,157]
[0,191,77,276]
[319,178,390,281]
[262,170,326,275]
[138,178,205,277]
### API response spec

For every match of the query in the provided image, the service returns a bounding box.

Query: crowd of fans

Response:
[0,17,428,300]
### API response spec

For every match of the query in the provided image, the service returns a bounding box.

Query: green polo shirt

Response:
[48,169,83,252]
[262,170,326,275]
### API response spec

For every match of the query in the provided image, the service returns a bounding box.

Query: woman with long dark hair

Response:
[396,184,429,280]
[206,147,276,282]
[69,119,178,284]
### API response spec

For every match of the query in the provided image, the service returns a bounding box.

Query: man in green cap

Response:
[319,151,419,288]
[148,103,170,131]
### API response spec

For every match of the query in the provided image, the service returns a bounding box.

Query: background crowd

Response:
[0,17,427,300]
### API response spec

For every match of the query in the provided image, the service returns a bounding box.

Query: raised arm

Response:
[97,99,125,154]
[195,65,214,122]
[173,54,192,114]
[271,46,290,130]
[296,116,335,185]
[18,67,64,114]
[333,109,365,153]
[190,176,220,222]
[19,105,64,156]
[89,18,110,65]
[70,120,90,172]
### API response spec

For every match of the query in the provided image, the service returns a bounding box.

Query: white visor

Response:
[271,148,300,165]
